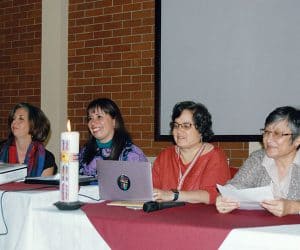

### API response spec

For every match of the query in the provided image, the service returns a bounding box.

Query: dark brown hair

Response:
[83,98,132,163]
[171,101,214,142]
[8,102,50,142]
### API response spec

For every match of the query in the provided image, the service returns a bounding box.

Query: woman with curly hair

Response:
[152,101,230,204]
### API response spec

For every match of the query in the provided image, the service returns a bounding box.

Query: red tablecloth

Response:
[82,202,300,250]
[0,182,58,191]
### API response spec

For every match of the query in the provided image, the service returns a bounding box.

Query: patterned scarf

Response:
[0,139,46,177]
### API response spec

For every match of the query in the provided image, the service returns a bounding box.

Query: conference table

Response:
[1,182,300,250]
[0,182,109,250]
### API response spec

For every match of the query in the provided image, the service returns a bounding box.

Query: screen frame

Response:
[154,0,263,142]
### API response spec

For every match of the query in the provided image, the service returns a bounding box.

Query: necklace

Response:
[175,143,206,190]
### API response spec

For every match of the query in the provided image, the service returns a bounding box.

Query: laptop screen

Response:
[96,160,153,201]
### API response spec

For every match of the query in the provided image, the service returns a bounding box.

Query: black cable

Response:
[0,190,8,236]
[78,193,101,202]
[0,185,101,235]
[0,185,56,236]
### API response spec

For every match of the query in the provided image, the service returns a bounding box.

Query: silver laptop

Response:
[96,160,153,201]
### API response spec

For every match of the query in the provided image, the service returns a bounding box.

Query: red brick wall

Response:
[68,0,248,167]
[0,0,41,140]
[0,0,248,167]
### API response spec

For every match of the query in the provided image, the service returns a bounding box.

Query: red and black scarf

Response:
[0,139,45,177]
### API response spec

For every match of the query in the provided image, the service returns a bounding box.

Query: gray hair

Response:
[265,106,300,142]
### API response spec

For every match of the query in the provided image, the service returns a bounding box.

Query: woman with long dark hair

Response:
[79,98,147,176]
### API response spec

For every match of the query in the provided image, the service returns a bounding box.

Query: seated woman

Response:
[79,98,147,176]
[0,103,57,176]
[152,101,231,204]
[216,106,300,217]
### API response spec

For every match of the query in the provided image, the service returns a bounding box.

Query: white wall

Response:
[41,0,68,165]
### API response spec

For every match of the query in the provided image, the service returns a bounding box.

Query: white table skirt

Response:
[2,184,300,250]
[219,224,300,250]
[0,186,110,250]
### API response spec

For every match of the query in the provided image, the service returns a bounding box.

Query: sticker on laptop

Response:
[117,174,131,191]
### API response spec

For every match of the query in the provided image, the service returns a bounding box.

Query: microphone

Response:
[143,201,185,213]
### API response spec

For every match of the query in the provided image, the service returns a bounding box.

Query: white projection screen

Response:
[155,0,300,141]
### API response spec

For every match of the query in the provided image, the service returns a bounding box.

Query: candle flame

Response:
[67,120,71,132]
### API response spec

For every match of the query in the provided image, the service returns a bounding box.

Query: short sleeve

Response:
[44,150,58,174]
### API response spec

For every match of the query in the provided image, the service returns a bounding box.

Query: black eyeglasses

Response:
[170,122,196,130]
[259,129,294,140]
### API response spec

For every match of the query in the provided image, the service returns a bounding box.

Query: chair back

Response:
[229,166,239,178]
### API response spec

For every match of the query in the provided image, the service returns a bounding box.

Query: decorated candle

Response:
[60,120,79,202]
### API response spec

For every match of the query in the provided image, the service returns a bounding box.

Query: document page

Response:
[217,184,274,210]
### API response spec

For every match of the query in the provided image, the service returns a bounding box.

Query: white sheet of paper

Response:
[217,184,274,210]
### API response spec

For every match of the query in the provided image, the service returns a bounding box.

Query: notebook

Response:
[96,160,153,201]
[0,163,27,184]
[24,174,97,186]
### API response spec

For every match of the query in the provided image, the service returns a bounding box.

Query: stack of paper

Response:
[217,184,274,210]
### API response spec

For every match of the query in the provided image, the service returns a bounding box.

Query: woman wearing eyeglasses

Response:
[152,101,231,204]
[216,106,300,217]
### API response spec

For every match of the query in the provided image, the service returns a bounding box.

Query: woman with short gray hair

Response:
[216,106,300,217]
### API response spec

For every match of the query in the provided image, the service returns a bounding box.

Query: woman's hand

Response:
[153,188,173,202]
[215,195,240,213]
[153,188,211,204]
[261,199,299,217]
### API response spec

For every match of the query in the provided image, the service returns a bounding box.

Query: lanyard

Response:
[176,144,206,190]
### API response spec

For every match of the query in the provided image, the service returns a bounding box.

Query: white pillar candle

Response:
[60,120,80,202]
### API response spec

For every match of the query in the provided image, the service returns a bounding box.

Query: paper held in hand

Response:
[217,184,274,210]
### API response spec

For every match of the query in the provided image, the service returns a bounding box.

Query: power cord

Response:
[78,193,101,202]
[0,185,102,236]
[0,185,56,236]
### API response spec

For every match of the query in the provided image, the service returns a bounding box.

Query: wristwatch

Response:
[171,189,179,201]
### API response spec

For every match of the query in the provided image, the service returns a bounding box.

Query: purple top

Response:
[79,141,147,176]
